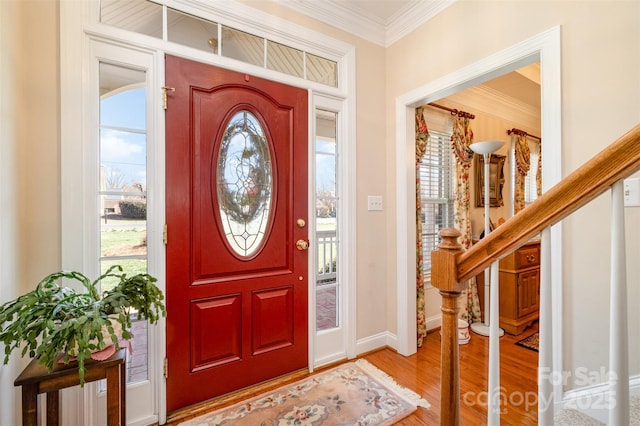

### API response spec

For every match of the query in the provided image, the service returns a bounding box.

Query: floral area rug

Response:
[515,332,539,352]
[180,359,430,426]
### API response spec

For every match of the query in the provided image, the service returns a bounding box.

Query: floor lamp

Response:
[469,140,505,337]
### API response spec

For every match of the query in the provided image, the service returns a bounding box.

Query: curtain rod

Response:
[428,103,475,120]
[507,128,541,142]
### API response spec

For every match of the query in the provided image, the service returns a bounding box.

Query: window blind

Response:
[511,140,540,206]
[525,148,540,204]
[419,129,455,279]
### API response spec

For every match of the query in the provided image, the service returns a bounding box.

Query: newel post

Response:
[431,228,466,426]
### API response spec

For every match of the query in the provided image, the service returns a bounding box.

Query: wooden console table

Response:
[477,239,541,335]
[14,348,126,426]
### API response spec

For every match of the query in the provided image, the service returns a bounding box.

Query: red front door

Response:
[165,55,308,412]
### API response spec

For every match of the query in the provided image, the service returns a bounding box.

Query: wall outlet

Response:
[624,178,640,207]
[367,195,383,211]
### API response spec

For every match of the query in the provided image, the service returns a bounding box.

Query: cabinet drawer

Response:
[500,245,540,269]
[515,247,540,268]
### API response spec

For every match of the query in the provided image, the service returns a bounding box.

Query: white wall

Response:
[0,0,61,422]
[0,1,21,422]
[2,0,391,419]
[242,0,391,342]
[429,95,541,239]
[3,3,639,419]
[385,0,640,389]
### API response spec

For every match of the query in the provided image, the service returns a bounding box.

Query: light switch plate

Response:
[624,178,640,207]
[367,195,383,211]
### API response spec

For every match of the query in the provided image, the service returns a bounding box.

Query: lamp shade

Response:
[470,140,504,155]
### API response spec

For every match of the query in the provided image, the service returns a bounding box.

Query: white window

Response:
[99,0,338,87]
[315,109,338,331]
[60,36,161,424]
[524,143,540,205]
[419,129,455,282]
[511,139,541,207]
[99,63,150,384]
[312,95,353,365]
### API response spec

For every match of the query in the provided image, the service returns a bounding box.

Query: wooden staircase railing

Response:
[431,123,640,425]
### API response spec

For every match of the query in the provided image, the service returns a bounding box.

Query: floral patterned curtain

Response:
[513,134,530,214]
[536,143,542,197]
[415,107,429,347]
[451,116,481,324]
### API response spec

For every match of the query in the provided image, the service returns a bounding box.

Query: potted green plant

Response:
[0,265,166,384]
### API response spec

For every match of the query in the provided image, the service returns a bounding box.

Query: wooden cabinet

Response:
[477,239,540,335]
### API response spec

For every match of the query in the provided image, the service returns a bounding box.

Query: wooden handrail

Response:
[458,123,640,283]
[431,123,640,425]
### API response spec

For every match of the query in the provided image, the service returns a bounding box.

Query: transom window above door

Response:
[99,0,338,87]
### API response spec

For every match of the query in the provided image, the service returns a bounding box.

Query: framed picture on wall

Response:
[475,154,506,207]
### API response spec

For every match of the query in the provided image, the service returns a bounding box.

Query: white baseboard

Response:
[353,315,441,356]
[356,331,397,355]
[314,351,350,368]
[426,314,442,331]
[314,331,398,368]
[556,374,640,423]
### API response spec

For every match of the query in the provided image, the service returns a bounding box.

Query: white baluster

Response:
[538,227,553,425]
[610,180,629,425]
[488,260,501,425]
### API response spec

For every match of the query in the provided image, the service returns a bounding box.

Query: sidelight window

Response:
[315,109,339,330]
[99,62,149,384]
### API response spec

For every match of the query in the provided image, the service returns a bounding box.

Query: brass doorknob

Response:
[296,239,309,251]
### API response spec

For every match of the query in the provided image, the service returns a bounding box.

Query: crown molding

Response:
[274,0,386,45]
[446,84,541,132]
[385,0,456,47]
[275,0,455,47]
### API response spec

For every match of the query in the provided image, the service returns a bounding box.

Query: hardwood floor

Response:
[362,323,539,425]
[166,323,539,425]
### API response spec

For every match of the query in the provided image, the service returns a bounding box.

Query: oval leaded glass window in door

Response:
[217,110,273,257]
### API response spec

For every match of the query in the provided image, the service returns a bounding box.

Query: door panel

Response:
[190,295,242,369]
[191,91,291,279]
[252,287,294,354]
[166,55,308,412]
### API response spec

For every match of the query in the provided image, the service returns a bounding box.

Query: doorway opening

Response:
[394,25,563,404]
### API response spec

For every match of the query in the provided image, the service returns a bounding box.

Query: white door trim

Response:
[394,25,563,402]
[60,1,356,423]
[311,92,357,368]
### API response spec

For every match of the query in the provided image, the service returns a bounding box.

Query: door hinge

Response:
[163,224,168,245]
[161,86,175,110]
[164,357,168,379]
